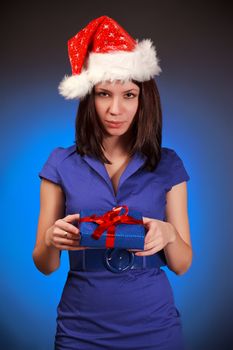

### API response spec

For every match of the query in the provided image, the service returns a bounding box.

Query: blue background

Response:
[1,1,232,349]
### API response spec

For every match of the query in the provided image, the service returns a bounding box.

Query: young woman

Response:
[33,16,192,350]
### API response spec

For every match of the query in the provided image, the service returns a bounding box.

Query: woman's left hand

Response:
[129,216,176,256]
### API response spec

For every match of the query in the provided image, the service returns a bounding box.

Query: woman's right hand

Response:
[45,213,88,251]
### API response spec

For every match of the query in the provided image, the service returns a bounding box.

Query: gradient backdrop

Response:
[1,1,232,350]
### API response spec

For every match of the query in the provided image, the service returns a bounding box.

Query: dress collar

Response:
[82,151,147,190]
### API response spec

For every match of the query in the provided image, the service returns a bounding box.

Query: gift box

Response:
[78,205,145,249]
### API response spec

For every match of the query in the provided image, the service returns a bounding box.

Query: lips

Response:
[105,120,125,128]
[106,120,124,124]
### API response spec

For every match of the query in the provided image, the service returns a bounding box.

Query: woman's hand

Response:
[129,216,176,256]
[45,213,88,251]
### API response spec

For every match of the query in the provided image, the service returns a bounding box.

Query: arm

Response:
[164,181,193,275]
[32,179,65,275]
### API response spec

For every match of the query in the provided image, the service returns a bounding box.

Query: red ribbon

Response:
[79,205,144,248]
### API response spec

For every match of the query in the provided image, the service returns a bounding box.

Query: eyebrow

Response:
[95,88,139,93]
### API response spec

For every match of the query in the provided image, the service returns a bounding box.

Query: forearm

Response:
[163,223,192,275]
[32,238,61,275]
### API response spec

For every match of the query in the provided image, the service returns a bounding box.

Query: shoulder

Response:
[46,144,77,167]
[160,146,190,190]
[161,147,181,161]
[39,144,79,185]
[160,146,187,168]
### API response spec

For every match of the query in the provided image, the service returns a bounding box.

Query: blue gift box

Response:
[78,206,145,249]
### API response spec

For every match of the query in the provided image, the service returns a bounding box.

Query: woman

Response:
[33,16,192,350]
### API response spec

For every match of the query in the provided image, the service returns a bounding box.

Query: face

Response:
[94,80,140,136]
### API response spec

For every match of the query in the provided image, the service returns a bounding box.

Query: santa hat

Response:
[58,15,162,100]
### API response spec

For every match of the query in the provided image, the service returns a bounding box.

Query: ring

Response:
[64,231,68,238]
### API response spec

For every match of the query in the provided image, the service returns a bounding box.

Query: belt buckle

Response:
[104,248,135,273]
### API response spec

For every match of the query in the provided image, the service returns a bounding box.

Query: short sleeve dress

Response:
[38,144,190,350]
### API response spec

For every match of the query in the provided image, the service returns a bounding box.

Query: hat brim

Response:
[58,39,162,100]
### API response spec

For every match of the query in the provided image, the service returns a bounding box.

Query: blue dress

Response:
[38,144,190,350]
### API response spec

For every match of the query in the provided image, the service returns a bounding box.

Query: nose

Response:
[109,97,122,115]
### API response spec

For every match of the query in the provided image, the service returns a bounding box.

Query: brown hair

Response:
[74,78,162,172]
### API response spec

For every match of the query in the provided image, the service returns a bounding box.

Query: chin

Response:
[105,126,129,135]
[108,129,129,137]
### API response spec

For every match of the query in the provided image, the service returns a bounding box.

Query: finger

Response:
[144,229,155,244]
[142,216,154,225]
[63,213,80,223]
[56,219,80,235]
[142,216,157,226]
[144,233,158,245]
[54,236,81,246]
[53,227,81,240]
[144,240,158,250]
[56,245,89,251]
[142,217,160,227]
[135,244,163,256]
[64,232,81,241]
[135,250,154,256]
[65,231,81,241]
[61,214,81,229]
[127,249,141,252]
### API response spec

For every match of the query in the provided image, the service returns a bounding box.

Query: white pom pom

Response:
[58,70,93,99]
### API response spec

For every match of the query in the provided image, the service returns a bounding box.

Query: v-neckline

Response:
[104,156,133,197]
[82,151,147,200]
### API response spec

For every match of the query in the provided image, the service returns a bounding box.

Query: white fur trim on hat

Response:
[58,70,92,100]
[58,39,162,100]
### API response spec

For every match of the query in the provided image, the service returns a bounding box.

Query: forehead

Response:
[94,80,139,91]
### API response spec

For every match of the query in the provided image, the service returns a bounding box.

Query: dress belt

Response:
[69,248,167,274]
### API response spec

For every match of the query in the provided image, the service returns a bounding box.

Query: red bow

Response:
[79,205,143,248]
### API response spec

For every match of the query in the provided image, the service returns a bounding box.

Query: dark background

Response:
[1,1,232,349]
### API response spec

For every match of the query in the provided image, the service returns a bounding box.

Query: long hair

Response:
[74,78,162,172]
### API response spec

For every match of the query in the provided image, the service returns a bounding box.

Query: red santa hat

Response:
[58,15,162,100]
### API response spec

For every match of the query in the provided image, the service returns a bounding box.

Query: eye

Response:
[125,93,136,98]
[95,92,109,97]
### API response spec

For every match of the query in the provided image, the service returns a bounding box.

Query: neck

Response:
[102,134,132,158]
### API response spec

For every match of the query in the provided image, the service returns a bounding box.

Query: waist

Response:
[69,248,167,274]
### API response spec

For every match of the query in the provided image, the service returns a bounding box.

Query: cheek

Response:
[94,100,105,118]
[127,101,139,120]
